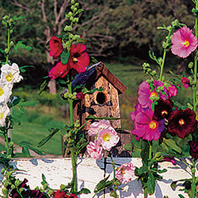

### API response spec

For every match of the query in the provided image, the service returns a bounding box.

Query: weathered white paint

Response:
[0,157,193,198]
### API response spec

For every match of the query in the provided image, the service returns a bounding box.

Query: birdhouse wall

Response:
[73,76,121,131]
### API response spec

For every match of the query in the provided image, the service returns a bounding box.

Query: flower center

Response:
[121,167,126,175]
[149,121,157,129]
[6,73,13,82]
[0,88,4,96]
[179,118,185,126]
[102,133,111,142]
[73,57,78,63]
[183,40,190,47]
[0,113,4,119]
[161,110,168,116]
[150,91,157,98]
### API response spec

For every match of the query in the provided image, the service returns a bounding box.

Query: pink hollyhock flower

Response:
[171,26,198,58]
[182,77,190,88]
[97,127,120,151]
[131,102,144,122]
[49,36,63,59]
[138,80,168,109]
[88,119,112,136]
[132,108,165,141]
[68,43,90,73]
[86,141,102,159]
[167,84,178,97]
[48,62,70,80]
[53,190,67,198]
[116,163,135,184]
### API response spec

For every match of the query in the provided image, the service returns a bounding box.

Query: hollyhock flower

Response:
[76,92,84,100]
[153,99,174,121]
[68,43,90,73]
[11,179,29,198]
[0,104,10,127]
[97,127,120,151]
[49,36,63,59]
[0,82,12,104]
[189,141,198,159]
[131,102,144,122]
[171,26,198,58]
[88,119,112,136]
[168,108,197,139]
[138,80,168,109]
[48,62,70,80]
[167,84,178,97]
[67,194,78,198]
[182,77,190,88]
[53,190,67,198]
[132,108,165,141]
[115,163,135,184]
[1,63,23,87]
[86,141,102,159]
[28,190,44,198]
[163,156,176,165]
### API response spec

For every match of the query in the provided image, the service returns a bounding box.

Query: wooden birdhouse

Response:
[72,62,127,130]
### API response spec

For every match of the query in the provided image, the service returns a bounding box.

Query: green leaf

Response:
[141,140,149,166]
[158,168,167,174]
[22,146,30,157]
[19,100,39,107]
[135,165,148,176]
[78,188,91,194]
[13,16,25,21]
[163,138,182,154]
[14,41,32,51]
[18,105,25,113]
[60,50,70,64]
[38,128,59,147]
[94,175,113,193]
[178,194,185,198]
[147,170,155,195]
[39,78,50,95]
[124,143,133,151]
[19,141,44,156]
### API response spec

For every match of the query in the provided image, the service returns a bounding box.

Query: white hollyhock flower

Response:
[1,63,23,87]
[0,104,10,127]
[0,82,12,104]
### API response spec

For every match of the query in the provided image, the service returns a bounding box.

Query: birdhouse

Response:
[72,62,127,130]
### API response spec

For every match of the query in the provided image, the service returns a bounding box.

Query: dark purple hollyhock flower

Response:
[168,108,197,139]
[153,99,174,121]
[28,190,45,198]
[189,141,198,159]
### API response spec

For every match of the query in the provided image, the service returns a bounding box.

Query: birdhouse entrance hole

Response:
[96,92,106,104]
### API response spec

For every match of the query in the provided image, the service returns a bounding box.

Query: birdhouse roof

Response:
[72,62,127,94]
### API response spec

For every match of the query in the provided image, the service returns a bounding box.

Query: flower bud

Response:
[1,168,5,174]
[15,180,20,187]
[2,188,8,195]
[71,0,75,4]
[64,25,72,32]
[11,184,15,189]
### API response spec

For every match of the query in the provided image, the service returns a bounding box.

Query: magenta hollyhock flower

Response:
[167,84,178,97]
[163,156,176,165]
[132,108,165,141]
[131,102,145,122]
[88,119,112,136]
[97,127,120,151]
[171,26,198,58]
[189,141,198,159]
[168,108,197,139]
[76,92,84,100]
[53,190,67,198]
[48,62,70,80]
[153,99,174,121]
[68,43,90,73]
[86,141,102,159]
[116,163,135,184]
[138,80,168,109]
[182,77,190,88]
[49,36,63,59]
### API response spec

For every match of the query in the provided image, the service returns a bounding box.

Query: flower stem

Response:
[110,155,117,198]
[68,74,77,193]
[191,158,196,198]
[159,49,167,81]
[5,28,10,64]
